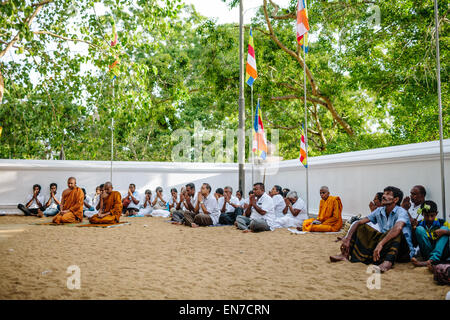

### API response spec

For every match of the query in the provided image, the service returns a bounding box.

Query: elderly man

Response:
[273,191,307,229]
[330,186,415,272]
[171,183,197,224]
[52,177,84,224]
[301,186,343,232]
[89,182,123,224]
[218,186,243,225]
[270,185,286,219]
[236,183,275,233]
[401,185,426,225]
[183,183,219,228]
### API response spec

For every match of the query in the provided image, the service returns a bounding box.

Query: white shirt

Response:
[249,193,275,228]
[272,194,286,218]
[168,195,180,208]
[180,193,198,211]
[195,193,220,225]
[285,197,308,221]
[237,198,245,207]
[152,194,167,210]
[83,195,92,210]
[26,194,45,209]
[44,194,61,210]
[218,195,240,213]
[123,191,141,210]
[408,202,424,221]
[92,194,101,209]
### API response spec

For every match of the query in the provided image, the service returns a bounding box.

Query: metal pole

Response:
[110,78,114,183]
[238,0,246,194]
[434,0,446,221]
[251,85,254,186]
[303,39,309,217]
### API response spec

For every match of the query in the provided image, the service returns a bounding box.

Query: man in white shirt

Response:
[236,190,245,207]
[270,185,286,219]
[401,185,426,225]
[43,183,61,217]
[218,186,243,225]
[81,187,96,218]
[18,184,45,217]
[171,183,197,224]
[183,183,219,227]
[273,191,307,229]
[236,183,275,232]
[122,183,141,216]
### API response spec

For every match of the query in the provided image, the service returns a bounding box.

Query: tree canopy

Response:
[0,0,448,161]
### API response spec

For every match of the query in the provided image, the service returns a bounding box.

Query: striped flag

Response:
[252,101,268,160]
[299,125,308,168]
[299,27,309,53]
[245,27,258,87]
[297,0,310,45]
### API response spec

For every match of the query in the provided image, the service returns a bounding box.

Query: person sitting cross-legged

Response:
[151,187,170,218]
[171,183,197,224]
[89,182,123,224]
[122,183,141,217]
[330,186,415,273]
[183,183,219,228]
[411,201,450,268]
[273,191,308,229]
[236,182,275,233]
[301,186,343,232]
[218,186,243,225]
[137,190,153,216]
[18,184,46,217]
[42,183,61,217]
[52,177,84,224]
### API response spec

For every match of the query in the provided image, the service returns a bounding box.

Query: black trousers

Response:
[219,207,244,225]
[18,204,45,216]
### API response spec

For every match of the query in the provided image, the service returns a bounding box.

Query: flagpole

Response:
[110,77,114,183]
[238,0,246,195]
[434,0,446,221]
[251,85,254,186]
[303,39,309,217]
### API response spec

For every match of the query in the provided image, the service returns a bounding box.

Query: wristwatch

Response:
[200,201,204,204]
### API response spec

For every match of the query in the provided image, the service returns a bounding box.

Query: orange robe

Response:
[52,187,84,224]
[89,191,122,224]
[302,196,343,232]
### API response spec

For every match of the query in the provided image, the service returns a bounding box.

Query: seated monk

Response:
[52,177,84,224]
[301,186,343,232]
[89,182,122,224]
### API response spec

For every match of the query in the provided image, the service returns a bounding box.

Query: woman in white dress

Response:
[137,190,153,216]
[151,187,170,218]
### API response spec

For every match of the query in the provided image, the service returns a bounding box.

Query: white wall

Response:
[0,139,449,219]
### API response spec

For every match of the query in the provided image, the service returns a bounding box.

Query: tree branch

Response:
[33,31,100,49]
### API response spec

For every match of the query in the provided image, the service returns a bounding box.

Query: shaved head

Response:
[320,186,329,192]
[67,177,76,189]
[68,177,76,182]
[104,181,113,188]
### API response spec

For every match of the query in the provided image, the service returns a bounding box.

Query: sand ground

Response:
[0,215,448,300]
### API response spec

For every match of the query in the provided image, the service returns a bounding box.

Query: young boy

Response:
[43,183,61,217]
[411,200,450,267]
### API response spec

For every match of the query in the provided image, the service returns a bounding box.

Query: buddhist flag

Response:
[299,27,309,53]
[0,126,2,138]
[299,124,308,168]
[252,101,268,160]
[297,0,310,45]
[245,27,258,87]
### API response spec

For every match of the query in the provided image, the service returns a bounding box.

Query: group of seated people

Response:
[17,178,449,276]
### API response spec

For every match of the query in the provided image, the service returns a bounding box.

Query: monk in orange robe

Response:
[52,177,84,224]
[301,186,343,232]
[89,182,122,224]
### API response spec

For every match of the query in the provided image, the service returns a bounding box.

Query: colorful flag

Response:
[297,0,310,45]
[252,101,268,160]
[299,125,308,168]
[299,27,309,53]
[245,27,258,87]
[111,24,118,47]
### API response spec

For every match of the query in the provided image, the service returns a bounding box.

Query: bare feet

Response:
[411,257,430,267]
[243,229,252,233]
[427,260,435,273]
[378,261,393,273]
[171,221,182,225]
[335,236,343,242]
[191,223,199,228]
[296,226,302,231]
[330,254,348,262]
[37,210,44,218]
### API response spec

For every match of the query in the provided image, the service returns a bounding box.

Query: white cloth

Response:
[237,198,246,207]
[25,194,45,209]
[218,195,240,213]
[44,194,61,210]
[408,202,424,221]
[123,191,141,210]
[195,193,220,225]
[272,194,286,218]
[83,195,93,210]
[168,195,179,209]
[152,194,168,210]
[273,197,307,228]
[249,193,275,230]
[92,194,101,210]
